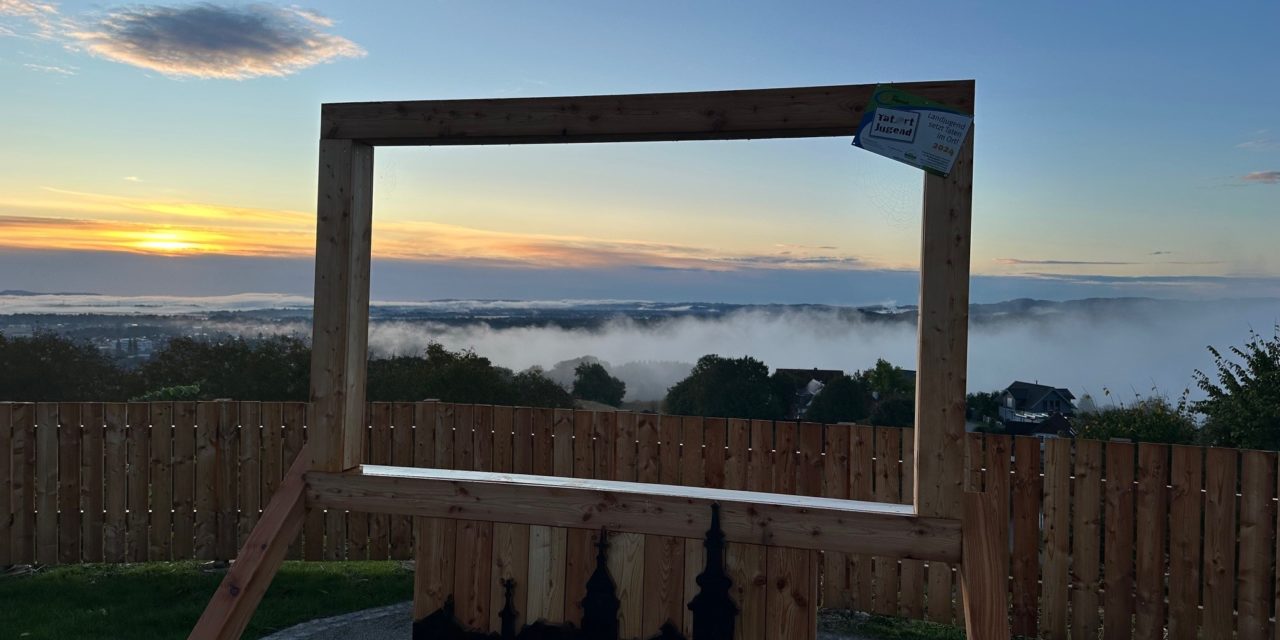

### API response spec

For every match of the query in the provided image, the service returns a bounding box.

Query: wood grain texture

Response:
[285,402,317,560]
[1134,444,1170,640]
[1071,439,1104,638]
[488,406,526,630]
[821,425,852,609]
[899,433,924,619]
[451,403,485,626]
[57,403,81,564]
[0,404,11,565]
[766,547,814,639]
[286,406,307,561]
[413,401,456,618]
[850,425,874,612]
[344,405,369,561]
[913,127,974,522]
[172,402,197,560]
[872,427,900,615]
[188,445,308,640]
[150,402,173,561]
[214,401,238,561]
[367,402,392,560]
[236,401,259,548]
[1202,447,1237,640]
[724,424,760,640]
[80,403,104,563]
[563,410,594,626]
[126,403,150,563]
[1010,436,1041,637]
[321,81,975,145]
[309,466,962,561]
[1040,438,1070,640]
[11,403,36,564]
[960,489,1009,640]
[308,138,374,472]
[194,402,217,561]
[1167,445,1202,640]
[1104,441,1137,640]
[391,402,415,559]
[1237,450,1274,640]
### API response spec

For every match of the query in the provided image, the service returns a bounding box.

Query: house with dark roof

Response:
[774,368,844,419]
[998,381,1076,436]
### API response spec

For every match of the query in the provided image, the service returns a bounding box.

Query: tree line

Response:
[0,333,625,410]
[1,325,1276,450]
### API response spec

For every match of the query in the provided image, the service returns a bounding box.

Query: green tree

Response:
[966,391,1002,423]
[664,354,785,419]
[866,358,912,399]
[0,331,128,401]
[868,396,915,427]
[802,375,871,424]
[138,336,309,401]
[572,362,626,406]
[510,367,574,408]
[1074,398,1198,445]
[1195,326,1280,450]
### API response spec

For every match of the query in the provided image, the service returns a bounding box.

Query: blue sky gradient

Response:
[0,0,1276,303]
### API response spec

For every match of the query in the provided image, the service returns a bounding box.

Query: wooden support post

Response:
[309,139,375,472]
[188,445,309,640]
[961,489,1009,640]
[914,127,974,520]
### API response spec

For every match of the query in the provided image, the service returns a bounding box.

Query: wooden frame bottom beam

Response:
[306,465,962,563]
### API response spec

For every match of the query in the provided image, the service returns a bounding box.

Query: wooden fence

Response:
[1,400,1277,638]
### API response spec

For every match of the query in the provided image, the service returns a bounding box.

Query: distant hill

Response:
[0,290,100,296]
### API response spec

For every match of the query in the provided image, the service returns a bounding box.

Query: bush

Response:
[1074,398,1198,444]
[1195,326,1280,450]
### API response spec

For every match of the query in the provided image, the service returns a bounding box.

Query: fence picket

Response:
[149,402,173,561]
[1071,439,1104,637]
[1238,450,1275,640]
[172,401,196,560]
[57,402,81,564]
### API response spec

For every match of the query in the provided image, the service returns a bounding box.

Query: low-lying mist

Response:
[352,299,1278,403]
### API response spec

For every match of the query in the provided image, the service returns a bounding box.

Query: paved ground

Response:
[261,602,412,640]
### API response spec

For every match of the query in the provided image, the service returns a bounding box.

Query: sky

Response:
[0,1,1277,304]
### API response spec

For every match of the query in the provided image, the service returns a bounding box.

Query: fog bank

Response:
[362,300,1279,402]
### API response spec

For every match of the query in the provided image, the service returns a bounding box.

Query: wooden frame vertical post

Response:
[913,128,974,520]
[309,140,375,472]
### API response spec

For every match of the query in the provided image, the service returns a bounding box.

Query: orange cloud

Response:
[0,187,877,270]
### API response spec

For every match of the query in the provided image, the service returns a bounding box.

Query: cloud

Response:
[22,62,74,75]
[0,0,55,17]
[1242,171,1280,184]
[62,3,364,79]
[122,176,142,182]
[996,258,1137,266]
[1238,130,1279,151]
[1150,251,1172,256]
[0,0,62,38]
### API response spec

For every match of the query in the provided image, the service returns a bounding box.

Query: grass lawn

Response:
[0,561,414,640]
[0,561,965,639]
[818,609,966,639]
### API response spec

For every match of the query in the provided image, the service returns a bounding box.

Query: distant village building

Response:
[998,381,1076,437]
[774,368,844,419]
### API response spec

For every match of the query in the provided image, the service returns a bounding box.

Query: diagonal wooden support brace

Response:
[189,445,310,640]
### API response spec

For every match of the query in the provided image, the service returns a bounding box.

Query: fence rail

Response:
[1,400,1276,638]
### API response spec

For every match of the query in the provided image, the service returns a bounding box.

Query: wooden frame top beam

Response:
[306,465,962,563]
[321,80,974,146]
